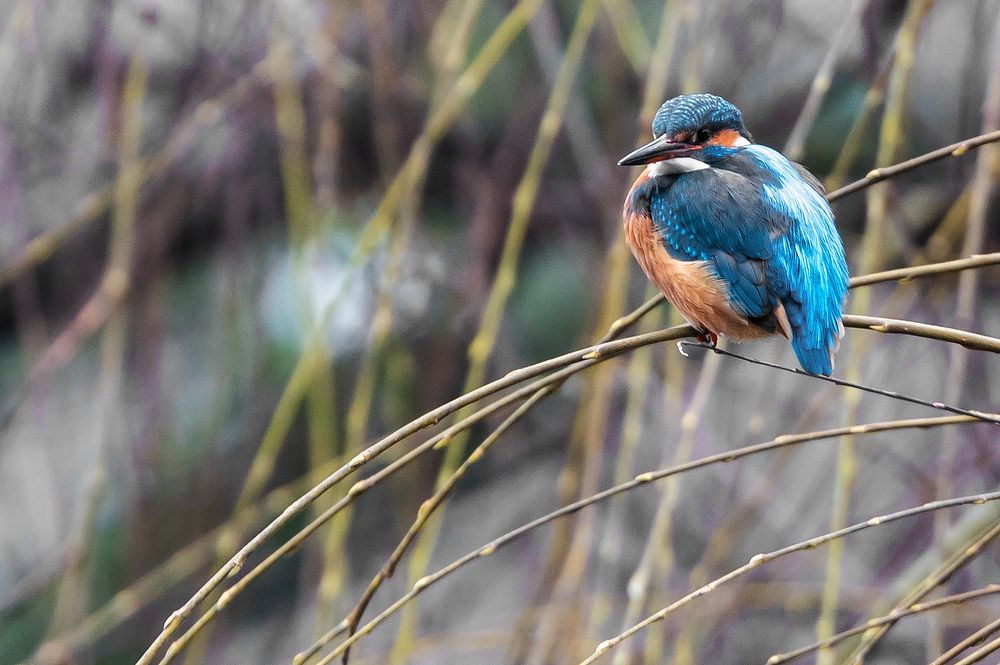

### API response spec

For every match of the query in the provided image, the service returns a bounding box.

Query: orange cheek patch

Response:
[706,128,742,147]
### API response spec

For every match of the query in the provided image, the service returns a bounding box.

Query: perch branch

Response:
[310,415,990,662]
[153,256,1000,662]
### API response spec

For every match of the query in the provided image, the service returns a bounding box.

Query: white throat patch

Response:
[646,157,709,176]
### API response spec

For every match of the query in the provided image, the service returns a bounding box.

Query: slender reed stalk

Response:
[387,3,602,662]
[143,249,1000,664]
[817,3,934,659]
[929,16,1000,654]
[784,0,868,162]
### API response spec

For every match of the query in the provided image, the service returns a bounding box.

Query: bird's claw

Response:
[678,332,718,358]
[695,331,719,348]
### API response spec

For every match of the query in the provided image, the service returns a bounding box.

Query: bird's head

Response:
[618,93,753,172]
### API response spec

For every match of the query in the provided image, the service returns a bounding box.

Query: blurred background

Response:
[1,0,1000,663]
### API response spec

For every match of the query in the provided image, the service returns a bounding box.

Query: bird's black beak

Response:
[617,135,700,166]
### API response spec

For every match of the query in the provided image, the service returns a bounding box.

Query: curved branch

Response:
[767,585,1000,663]
[150,359,603,665]
[950,634,1000,665]
[298,386,554,665]
[309,415,988,663]
[158,272,1000,662]
[826,129,1000,202]
[843,314,1000,354]
[847,253,1000,288]
[579,492,1000,665]
[138,322,696,664]
[845,514,1000,663]
[930,616,1000,665]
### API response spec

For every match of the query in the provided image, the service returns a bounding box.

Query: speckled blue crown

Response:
[651,93,749,139]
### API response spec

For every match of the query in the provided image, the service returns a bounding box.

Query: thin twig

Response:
[579,492,1000,665]
[929,615,1000,665]
[845,516,1000,663]
[826,129,1000,202]
[949,634,1000,665]
[310,415,989,662]
[679,338,1000,425]
[766,586,1000,663]
[846,253,1000,288]
[146,256,1000,662]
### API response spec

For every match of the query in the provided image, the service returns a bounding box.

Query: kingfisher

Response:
[619,93,849,375]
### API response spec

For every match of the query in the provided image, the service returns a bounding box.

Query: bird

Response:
[618,93,849,375]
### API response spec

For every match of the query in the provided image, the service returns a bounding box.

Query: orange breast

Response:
[622,172,772,341]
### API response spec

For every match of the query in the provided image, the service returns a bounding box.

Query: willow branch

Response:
[681,336,1000,425]
[845,314,999,354]
[153,256,1000,662]
[930,616,1000,665]
[579,492,1000,665]
[302,386,555,665]
[847,253,1000,287]
[311,415,987,662]
[845,516,1000,662]
[826,129,1000,202]
[152,360,604,664]
[766,585,1000,663]
[950,634,1000,665]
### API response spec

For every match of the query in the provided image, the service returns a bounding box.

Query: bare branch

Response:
[680,336,1000,425]
[767,585,1000,663]
[847,517,1000,662]
[309,415,990,662]
[826,129,1000,202]
[579,492,1000,665]
[930,616,1000,665]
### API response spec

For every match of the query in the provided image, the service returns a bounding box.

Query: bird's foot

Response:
[677,331,718,357]
[695,331,718,348]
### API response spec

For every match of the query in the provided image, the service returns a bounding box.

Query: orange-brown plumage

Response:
[623,171,790,341]
[705,128,743,147]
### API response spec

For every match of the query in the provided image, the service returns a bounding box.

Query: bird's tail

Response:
[787,306,844,376]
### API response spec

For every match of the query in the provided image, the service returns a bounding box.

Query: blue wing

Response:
[647,145,849,374]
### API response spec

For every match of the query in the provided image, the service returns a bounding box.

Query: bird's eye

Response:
[695,128,711,143]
